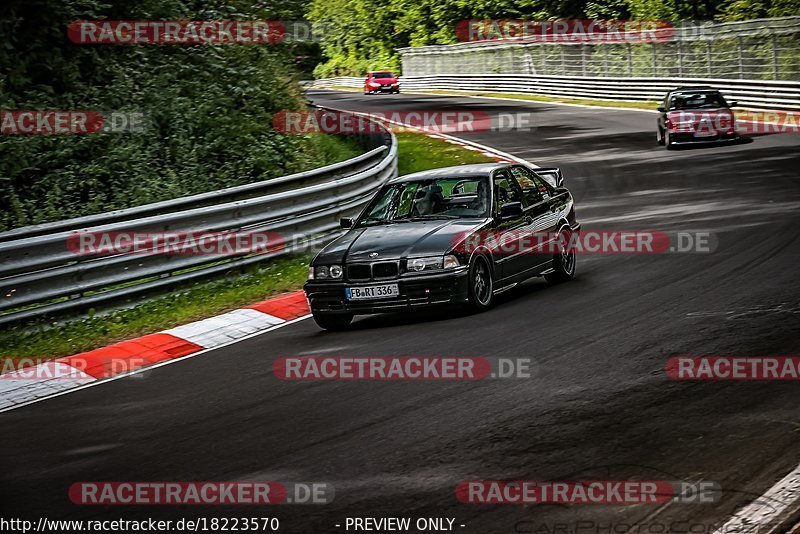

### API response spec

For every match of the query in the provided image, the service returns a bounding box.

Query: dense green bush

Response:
[0,0,358,231]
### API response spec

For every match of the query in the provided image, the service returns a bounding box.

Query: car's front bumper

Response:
[304,268,469,315]
[668,130,738,144]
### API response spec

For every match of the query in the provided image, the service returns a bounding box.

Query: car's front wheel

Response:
[312,311,353,331]
[665,130,675,150]
[657,126,665,145]
[468,255,494,311]
[545,232,576,284]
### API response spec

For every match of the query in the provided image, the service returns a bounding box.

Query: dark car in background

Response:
[304,163,580,330]
[657,86,739,149]
[364,71,400,94]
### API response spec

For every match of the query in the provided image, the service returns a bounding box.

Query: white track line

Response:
[712,463,800,534]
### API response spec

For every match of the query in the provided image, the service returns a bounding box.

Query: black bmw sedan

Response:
[303,162,581,330]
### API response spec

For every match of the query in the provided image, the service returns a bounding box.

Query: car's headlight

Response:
[314,265,342,279]
[308,266,315,280]
[407,255,459,272]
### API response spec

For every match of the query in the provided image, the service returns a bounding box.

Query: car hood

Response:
[315,219,489,264]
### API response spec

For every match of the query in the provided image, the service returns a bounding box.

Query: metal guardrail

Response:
[306,75,800,111]
[0,108,397,327]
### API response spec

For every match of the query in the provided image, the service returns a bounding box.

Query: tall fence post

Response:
[541,47,546,75]
[772,30,780,79]
[737,35,744,79]
[652,43,658,76]
[627,43,633,76]
[581,45,587,76]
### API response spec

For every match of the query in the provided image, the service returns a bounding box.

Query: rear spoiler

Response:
[533,167,564,188]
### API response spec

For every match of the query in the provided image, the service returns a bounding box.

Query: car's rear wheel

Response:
[665,130,675,150]
[312,311,353,331]
[468,256,494,311]
[545,231,576,284]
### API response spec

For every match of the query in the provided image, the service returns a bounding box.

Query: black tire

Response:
[657,126,665,145]
[312,311,353,331]
[665,130,675,150]
[467,255,494,311]
[544,231,576,284]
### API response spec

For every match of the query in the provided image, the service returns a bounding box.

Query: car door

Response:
[490,169,532,284]
[511,165,560,272]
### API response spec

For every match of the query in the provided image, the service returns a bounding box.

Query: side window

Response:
[493,170,524,213]
[511,166,547,204]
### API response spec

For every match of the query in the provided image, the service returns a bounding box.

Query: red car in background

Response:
[364,71,400,94]
[657,86,739,149]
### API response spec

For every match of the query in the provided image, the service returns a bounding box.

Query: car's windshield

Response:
[372,72,394,79]
[669,91,727,110]
[358,177,491,226]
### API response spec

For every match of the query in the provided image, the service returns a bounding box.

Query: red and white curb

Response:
[0,291,310,412]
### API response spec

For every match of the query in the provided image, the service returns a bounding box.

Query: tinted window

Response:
[511,166,547,204]
[359,177,491,225]
[669,91,727,110]
[373,72,394,79]
[493,171,523,212]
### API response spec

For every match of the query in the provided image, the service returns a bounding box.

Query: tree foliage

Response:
[0,0,351,231]
[307,0,800,76]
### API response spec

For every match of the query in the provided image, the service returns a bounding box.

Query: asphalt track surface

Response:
[2,90,800,533]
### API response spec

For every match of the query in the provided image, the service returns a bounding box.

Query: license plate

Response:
[346,284,399,300]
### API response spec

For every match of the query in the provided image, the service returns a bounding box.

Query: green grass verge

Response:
[0,256,311,360]
[410,89,659,110]
[0,131,496,360]
[312,84,658,110]
[396,131,495,176]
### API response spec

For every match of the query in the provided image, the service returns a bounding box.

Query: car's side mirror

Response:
[499,202,523,220]
[340,217,354,229]
[728,101,738,107]
[657,106,666,112]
